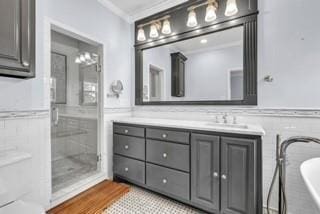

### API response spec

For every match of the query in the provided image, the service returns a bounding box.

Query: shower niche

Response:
[50,30,102,193]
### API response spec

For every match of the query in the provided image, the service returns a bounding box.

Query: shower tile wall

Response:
[51,116,98,192]
[131,107,320,214]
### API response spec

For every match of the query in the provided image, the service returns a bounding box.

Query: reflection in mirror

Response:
[80,64,98,105]
[142,26,244,102]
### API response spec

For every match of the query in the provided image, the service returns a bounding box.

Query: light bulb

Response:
[137,28,146,41]
[205,3,217,22]
[225,0,238,17]
[75,57,81,64]
[187,10,198,28]
[150,24,159,38]
[79,54,86,62]
[162,19,171,35]
[84,52,91,60]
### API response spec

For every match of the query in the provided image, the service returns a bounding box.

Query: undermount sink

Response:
[205,122,248,129]
[301,158,320,211]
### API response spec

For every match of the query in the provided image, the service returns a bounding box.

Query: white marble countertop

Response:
[113,117,265,136]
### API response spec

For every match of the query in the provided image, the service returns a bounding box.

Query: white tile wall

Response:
[0,111,51,209]
[132,107,320,214]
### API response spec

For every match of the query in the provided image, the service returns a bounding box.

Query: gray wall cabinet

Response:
[0,0,35,78]
[113,123,262,214]
[171,52,187,97]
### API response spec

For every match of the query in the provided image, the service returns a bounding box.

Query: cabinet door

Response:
[0,0,35,78]
[191,134,220,213]
[221,137,256,214]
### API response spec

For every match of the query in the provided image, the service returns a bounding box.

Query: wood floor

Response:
[47,180,130,214]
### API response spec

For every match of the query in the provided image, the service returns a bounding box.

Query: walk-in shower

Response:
[50,30,102,193]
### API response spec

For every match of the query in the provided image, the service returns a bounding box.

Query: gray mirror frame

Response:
[135,2,258,106]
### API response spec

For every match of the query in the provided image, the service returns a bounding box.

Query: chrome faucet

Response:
[222,114,228,124]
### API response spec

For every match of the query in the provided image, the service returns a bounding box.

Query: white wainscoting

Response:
[133,106,320,214]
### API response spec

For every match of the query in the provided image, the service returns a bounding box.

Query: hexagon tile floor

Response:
[104,187,203,214]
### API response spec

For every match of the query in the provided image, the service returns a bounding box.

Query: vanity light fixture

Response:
[137,28,146,41]
[187,9,198,27]
[136,15,171,42]
[162,19,172,35]
[187,0,218,28]
[225,0,239,16]
[205,2,218,22]
[150,24,159,38]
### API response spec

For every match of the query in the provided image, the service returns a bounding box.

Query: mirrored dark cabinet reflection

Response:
[142,26,244,102]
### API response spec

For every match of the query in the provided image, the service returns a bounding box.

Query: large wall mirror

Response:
[143,26,244,102]
[135,0,258,105]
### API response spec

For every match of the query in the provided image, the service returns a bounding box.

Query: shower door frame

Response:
[45,18,107,208]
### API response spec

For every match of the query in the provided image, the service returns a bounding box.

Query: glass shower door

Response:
[51,30,101,193]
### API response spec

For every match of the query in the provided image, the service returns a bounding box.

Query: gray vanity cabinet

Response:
[0,0,35,78]
[220,137,256,214]
[113,123,262,214]
[191,134,220,213]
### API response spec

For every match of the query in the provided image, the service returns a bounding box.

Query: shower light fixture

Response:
[79,54,86,62]
[187,9,198,28]
[84,52,91,60]
[75,57,81,64]
[225,0,239,16]
[75,52,98,65]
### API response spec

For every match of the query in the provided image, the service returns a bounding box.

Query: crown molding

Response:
[97,0,188,23]
[97,0,131,23]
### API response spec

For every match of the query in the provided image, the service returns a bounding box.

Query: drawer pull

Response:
[124,167,129,172]
[162,153,168,158]
[213,172,219,178]
[124,129,129,134]
[162,179,167,184]
[22,61,29,67]
[124,145,129,150]
[221,174,227,180]
[162,134,167,138]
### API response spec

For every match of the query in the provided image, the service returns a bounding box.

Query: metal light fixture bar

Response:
[187,0,218,12]
[137,15,171,28]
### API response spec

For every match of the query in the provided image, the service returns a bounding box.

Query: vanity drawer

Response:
[147,140,189,172]
[114,134,145,160]
[146,163,190,200]
[114,155,145,185]
[146,128,190,144]
[114,124,145,137]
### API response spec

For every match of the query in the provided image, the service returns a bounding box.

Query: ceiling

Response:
[98,0,187,22]
[170,26,243,54]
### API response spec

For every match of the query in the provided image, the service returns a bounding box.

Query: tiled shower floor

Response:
[52,154,98,193]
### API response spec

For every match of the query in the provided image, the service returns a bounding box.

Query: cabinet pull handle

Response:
[162,133,167,138]
[213,172,219,178]
[162,179,167,184]
[22,61,29,67]
[124,145,129,150]
[124,167,129,172]
[124,129,129,134]
[221,174,227,180]
[162,153,167,158]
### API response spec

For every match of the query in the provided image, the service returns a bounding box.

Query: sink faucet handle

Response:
[222,114,228,124]
[233,116,237,124]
